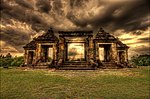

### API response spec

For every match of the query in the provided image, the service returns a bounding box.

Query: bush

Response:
[0,57,13,67]
[11,56,24,66]
[0,53,24,67]
[131,54,150,66]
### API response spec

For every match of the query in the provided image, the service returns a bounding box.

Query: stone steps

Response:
[58,66,96,70]
[33,62,51,69]
[62,63,88,65]
[33,66,49,69]
[58,61,96,70]
[101,62,119,69]
[100,62,128,69]
[36,62,51,66]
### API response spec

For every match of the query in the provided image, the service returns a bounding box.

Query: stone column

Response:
[93,41,97,61]
[117,51,120,63]
[35,43,42,62]
[24,50,28,65]
[85,37,89,61]
[58,37,65,61]
[96,43,99,61]
[88,37,94,60]
[32,50,36,64]
[53,43,56,64]
[125,49,128,62]
[111,43,118,62]
[53,43,59,65]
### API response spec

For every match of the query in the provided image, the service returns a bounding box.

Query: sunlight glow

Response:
[67,43,85,61]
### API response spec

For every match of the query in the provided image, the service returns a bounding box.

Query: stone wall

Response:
[111,43,118,62]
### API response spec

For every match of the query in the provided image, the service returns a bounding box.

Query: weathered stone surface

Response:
[34,28,58,42]
[23,27,129,69]
[23,40,36,50]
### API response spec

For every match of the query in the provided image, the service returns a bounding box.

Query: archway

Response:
[67,43,85,61]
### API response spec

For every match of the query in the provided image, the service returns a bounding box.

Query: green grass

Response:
[0,67,150,99]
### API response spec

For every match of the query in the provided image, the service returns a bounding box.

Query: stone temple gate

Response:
[23,28,129,69]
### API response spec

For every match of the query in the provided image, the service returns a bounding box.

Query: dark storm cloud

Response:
[15,0,33,9]
[36,0,51,13]
[133,31,142,35]
[90,0,149,32]
[59,0,149,34]
[66,12,88,27]
[0,2,29,24]
[138,37,150,42]
[0,0,9,10]
[0,28,30,52]
[29,14,49,31]
[69,0,88,8]
[1,0,149,32]
[0,0,149,55]
[3,6,26,21]
[0,1,49,32]
[53,0,64,15]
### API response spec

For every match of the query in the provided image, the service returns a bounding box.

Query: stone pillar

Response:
[53,43,57,65]
[117,51,120,63]
[35,43,42,62]
[93,41,96,61]
[27,50,30,64]
[96,43,99,61]
[85,37,89,61]
[32,50,36,64]
[111,43,118,62]
[58,37,65,61]
[125,49,128,62]
[24,50,28,65]
[88,37,94,60]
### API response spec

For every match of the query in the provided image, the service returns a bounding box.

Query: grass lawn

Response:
[0,67,149,99]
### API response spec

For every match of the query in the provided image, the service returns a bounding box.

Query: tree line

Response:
[0,53,24,67]
[130,54,150,66]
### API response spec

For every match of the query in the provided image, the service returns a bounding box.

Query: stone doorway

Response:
[99,44,111,62]
[41,45,53,62]
[67,43,85,61]
[28,51,34,64]
[119,51,125,63]
[99,47,104,61]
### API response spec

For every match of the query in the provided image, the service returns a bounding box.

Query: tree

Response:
[0,53,24,67]
[131,54,150,66]
[6,53,12,58]
[11,56,24,66]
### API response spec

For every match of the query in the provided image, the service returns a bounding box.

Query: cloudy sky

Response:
[0,0,149,58]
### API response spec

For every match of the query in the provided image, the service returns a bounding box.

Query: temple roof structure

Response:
[94,28,129,49]
[116,39,129,49]
[34,28,58,41]
[23,27,128,50]
[95,28,117,41]
[23,40,36,50]
[59,31,93,37]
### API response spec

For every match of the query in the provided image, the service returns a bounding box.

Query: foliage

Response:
[11,56,24,66]
[131,54,150,66]
[48,57,52,62]
[0,53,24,67]
[68,48,77,56]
